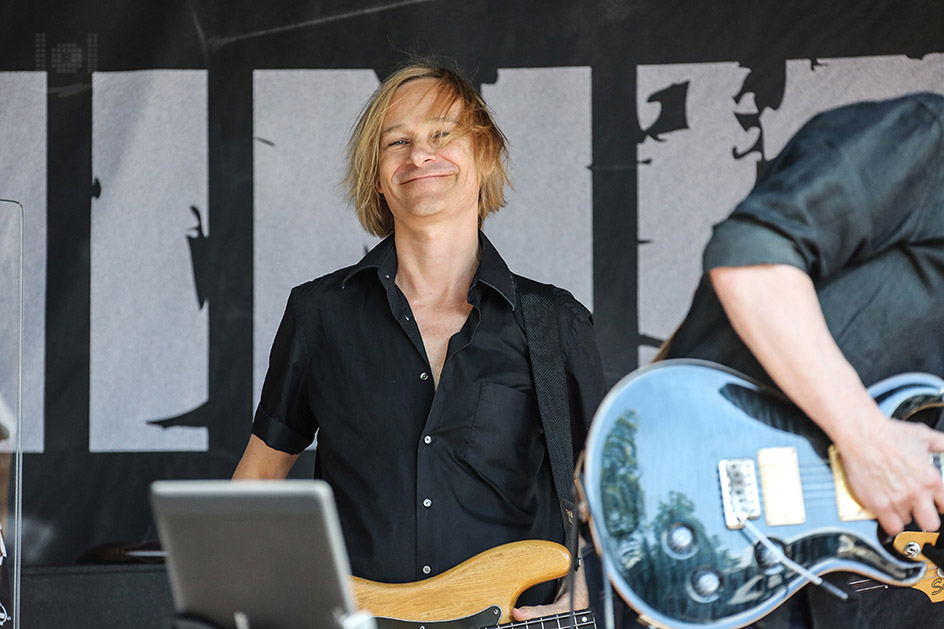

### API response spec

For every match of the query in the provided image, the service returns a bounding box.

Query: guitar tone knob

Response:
[665,523,697,556]
[690,567,722,600]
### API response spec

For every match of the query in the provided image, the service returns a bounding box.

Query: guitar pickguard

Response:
[373,606,501,629]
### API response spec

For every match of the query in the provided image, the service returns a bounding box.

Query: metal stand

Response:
[339,611,377,629]
[0,199,24,629]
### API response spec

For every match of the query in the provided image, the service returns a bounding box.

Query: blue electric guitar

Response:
[580,359,944,629]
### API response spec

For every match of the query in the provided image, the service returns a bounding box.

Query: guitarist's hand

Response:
[511,560,589,621]
[835,409,944,536]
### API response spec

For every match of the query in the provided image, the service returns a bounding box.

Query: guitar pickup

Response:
[719,458,761,529]
[757,447,806,526]
[829,445,873,522]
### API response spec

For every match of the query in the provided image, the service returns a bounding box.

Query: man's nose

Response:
[407,139,435,165]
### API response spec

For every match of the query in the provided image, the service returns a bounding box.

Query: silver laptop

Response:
[150,479,375,629]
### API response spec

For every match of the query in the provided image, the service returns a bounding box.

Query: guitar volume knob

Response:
[664,522,697,557]
[690,567,723,600]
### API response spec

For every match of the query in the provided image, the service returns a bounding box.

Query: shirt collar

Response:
[472,231,517,310]
[341,231,517,310]
[341,234,398,289]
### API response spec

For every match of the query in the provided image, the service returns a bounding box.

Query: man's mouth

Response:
[399,169,456,184]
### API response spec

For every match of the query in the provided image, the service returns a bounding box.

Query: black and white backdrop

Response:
[1,0,942,569]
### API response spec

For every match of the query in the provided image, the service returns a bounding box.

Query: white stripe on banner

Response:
[636,62,757,365]
[483,67,594,312]
[0,72,47,453]
[90,70,209,452]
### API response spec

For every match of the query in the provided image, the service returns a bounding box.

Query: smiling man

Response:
[233,60,606,621]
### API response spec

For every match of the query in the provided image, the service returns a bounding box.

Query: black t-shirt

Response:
[252,231,606,605]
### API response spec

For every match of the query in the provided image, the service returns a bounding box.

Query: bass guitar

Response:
[351,539,596,628]
[579,359,944,629]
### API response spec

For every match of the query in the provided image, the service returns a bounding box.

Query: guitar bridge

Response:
[719,458,761,529]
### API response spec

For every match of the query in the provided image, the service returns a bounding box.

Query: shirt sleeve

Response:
[251,288,318,455]
[704,94,944,281]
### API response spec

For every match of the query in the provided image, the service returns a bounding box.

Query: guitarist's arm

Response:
[710,263,944,536]
[511,534,589,621]
[233,434,299,480]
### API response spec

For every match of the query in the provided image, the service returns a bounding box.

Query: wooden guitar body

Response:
[351,539,594,627]
[581,359,944,628]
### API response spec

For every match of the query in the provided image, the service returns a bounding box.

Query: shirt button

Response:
[424,435,432,444]
[419,372,429,381]
[404,315,410,321]
[423,498,432,508]
[422,565,431,575]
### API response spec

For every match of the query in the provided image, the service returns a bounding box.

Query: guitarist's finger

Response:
[511,605,541,621]
[875,509,906,538]
[916,428,944,528]
[905,457,944,532]
[934,486,944,520]
[923,423,944,452]
[913,499,942,533]
[512,599,573,622]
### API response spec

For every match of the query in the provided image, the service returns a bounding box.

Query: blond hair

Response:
[344,60,510,237]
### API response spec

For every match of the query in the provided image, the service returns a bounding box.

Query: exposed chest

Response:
[412,300,474,386]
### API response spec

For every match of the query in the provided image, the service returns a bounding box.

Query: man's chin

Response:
[390,200,445,221]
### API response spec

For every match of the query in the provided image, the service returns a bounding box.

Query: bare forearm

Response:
[710,264,944,533]
[232,434,298,480]
[709,265,875,442]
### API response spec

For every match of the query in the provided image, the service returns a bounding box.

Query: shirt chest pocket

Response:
[462,382,546,500]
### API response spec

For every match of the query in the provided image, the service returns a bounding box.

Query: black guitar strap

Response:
[516,276,578,548]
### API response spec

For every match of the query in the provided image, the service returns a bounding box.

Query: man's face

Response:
[377,78,480,228]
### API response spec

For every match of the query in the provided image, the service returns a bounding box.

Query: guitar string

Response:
[756,463,838,507]
[795,461,858,507]
[848,565,941,593]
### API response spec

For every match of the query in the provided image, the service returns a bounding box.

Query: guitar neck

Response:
[490,609,595,628]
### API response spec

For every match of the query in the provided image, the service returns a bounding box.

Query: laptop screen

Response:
[150,479,373,629]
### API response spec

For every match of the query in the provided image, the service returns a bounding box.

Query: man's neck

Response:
[393,215,480,307]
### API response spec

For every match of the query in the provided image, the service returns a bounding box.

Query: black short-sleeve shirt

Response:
[667,92,944,387]
[252,231,606,604]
